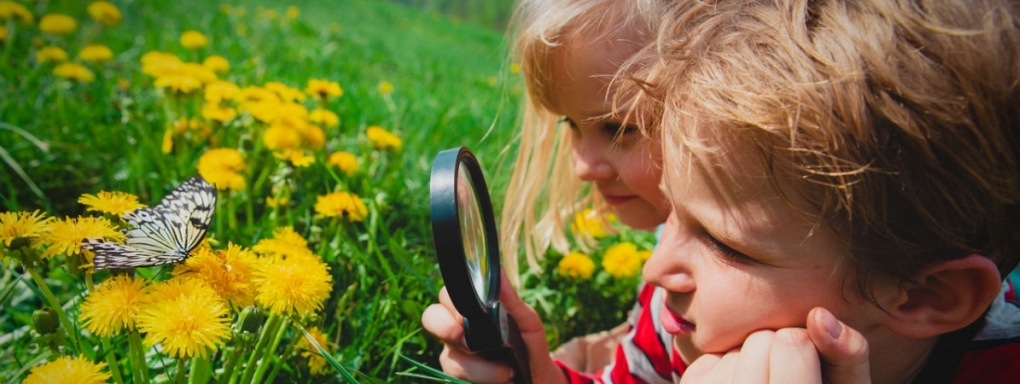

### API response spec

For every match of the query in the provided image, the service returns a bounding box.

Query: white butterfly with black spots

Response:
[82,175,217,270]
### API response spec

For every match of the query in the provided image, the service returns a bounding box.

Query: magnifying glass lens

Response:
[457,165,490,303]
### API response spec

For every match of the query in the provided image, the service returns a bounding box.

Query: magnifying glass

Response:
[430,146,531,384]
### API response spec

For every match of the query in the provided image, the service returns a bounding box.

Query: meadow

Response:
[0,0,655,382]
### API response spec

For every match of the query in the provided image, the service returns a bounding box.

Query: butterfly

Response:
[82,175,217,270]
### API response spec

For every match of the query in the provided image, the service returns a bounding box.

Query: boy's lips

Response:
[660,303,695,335]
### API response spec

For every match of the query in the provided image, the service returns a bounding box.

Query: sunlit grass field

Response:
[0,0,654,382]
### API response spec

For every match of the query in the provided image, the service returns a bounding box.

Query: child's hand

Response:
[421,272,567,384]
[679,307,871,384]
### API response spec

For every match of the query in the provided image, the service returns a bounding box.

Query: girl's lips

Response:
[660,304,695,335]
[601,194,635,206]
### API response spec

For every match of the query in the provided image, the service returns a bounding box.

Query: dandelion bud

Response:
[32,308,60,335]
[238,306,266,334]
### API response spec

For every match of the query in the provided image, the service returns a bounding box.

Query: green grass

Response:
[0,1,650,382]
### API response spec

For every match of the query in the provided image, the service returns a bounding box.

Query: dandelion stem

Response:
[239,314,283,384]
[101,337,126,384]
[172,358,188,384]
[250,317,289,384]
[128,331,151,384]
[188,356,211,384]
[24,266,81,352]
[219,345,243,384]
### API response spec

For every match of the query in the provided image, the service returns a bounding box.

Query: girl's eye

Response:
[559,117,578,130]
[603,122,639,137]
[702,233,752,263]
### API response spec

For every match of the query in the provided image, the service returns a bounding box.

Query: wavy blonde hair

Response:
[500,0,667,283]
[627,0,1020,299]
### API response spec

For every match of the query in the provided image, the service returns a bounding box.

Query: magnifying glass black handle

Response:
[466,303,531,384]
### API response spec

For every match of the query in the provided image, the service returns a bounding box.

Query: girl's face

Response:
[547,34,670,231]
[642,141,892,364]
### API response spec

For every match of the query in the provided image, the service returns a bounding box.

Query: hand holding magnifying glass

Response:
[430,147,532,384]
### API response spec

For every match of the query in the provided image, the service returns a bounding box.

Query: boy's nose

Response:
[643,215,696,293]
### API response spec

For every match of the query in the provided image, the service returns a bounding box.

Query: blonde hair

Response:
[500,0,667,284]
[631,0,1020,299]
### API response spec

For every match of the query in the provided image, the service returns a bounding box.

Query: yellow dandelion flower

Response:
[79,275,149,337]
[198,148,247,191]
[366,126,403,151]
[266,81,306,102]
[262,122,302,150]
[274,149,315,168]
[558,251,595,279]
[87,1,121,26]
[327,151,359,175]
[155,73,202,93]
[78,191,145,217]
[180,30,208,50]
[235,85,280,104]
[175,243,257,307]
[201,102,237,123]
[305,78,342,99]
[161,125,174,154]
[601,242,644,279]
[53,62,95,82]
[36,46,68,63]
[204,80,240,103]
[510,62,521,74]
[286,6,300,20]
[0,1,34,25]
[299,326,329,375]
[23,355,110,384]
[79,44,113,63]
[377,80,393,95]
[202,54,230,73]
[571,208,608,238]
[254,251,332,315]
[0,210,51,248]
[241,100,282,124]
[41,216,123,259]
[252,226,309,257]
[137,279,231,359]
[301,124,326,150]
[314,191,368,221]
[39,14,77,35]
[265,196,288,208]
[308,108,338,127]
[184,62,218,83]
[140,51,183,77]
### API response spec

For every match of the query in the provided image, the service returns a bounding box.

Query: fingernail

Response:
[821,310,843,339]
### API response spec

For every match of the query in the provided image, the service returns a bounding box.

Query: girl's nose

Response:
[571,140,614,181]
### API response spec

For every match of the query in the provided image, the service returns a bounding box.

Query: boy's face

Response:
[547,32,670,231]
[642,139,889,364]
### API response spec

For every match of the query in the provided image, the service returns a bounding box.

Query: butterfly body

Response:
[83,175,217,270]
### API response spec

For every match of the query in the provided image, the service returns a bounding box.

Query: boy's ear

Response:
[882,254,1002,339]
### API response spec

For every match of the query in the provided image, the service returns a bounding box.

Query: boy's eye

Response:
[702,233,752,264]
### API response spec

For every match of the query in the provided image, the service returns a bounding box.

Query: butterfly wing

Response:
[156,175,217,252]
[83,238,191,270]
[88,175,217,270]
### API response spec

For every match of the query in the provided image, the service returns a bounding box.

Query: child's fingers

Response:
[421,302,465,349]
[806,307,872,384]
[439,346,515,384]
[768,328,823,383]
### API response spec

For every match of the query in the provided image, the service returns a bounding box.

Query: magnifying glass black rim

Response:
[430,146,501,322]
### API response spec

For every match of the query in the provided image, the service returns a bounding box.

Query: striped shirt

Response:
[555,283,686,383]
